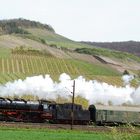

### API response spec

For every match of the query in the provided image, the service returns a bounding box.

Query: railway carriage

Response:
[89,104,140,125]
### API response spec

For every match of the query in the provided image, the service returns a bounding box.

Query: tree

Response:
[123,70,129,75]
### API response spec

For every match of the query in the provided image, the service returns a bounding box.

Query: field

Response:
[0,126,139,140]
[0,54,123,85]
[0,128,106,140]
[0,55,139,87]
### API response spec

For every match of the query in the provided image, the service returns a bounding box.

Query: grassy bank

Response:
[0,126,139,140]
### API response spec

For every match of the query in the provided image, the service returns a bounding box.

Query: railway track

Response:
[0,122,139,134]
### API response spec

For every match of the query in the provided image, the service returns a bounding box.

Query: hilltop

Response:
[0,18,55,34]
[0,18,139,87]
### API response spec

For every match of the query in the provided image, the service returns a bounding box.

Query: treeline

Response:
[81,41,140,57]
[0,18,55,35]
[0,23,29,35]
[75,47,140,62]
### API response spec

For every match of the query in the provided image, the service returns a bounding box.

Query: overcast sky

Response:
[0,0,140,42]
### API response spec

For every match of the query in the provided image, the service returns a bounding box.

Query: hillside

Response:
[81,41,140,57]
[0,18,139,87]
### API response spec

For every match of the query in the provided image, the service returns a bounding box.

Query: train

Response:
[0,97,140,125]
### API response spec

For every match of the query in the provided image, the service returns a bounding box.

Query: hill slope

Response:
[0,19,139,87]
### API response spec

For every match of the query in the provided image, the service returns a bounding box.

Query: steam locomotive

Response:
[0,97,140,125]
[0,97,89,124]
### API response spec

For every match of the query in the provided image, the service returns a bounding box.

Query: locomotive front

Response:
[0,97,55,122]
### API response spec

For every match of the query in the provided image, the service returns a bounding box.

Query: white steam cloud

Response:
[122,75,134,85]
[0,73,140,105]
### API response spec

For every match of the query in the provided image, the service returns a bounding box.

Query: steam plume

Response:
[122,75,134,85]
[0,73,139,105]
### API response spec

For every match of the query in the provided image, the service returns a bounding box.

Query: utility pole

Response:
[71,80,75,130]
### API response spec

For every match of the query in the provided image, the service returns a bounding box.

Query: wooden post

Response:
[71,80,75,130]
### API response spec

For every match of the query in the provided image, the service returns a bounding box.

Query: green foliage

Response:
[123,70,130,75]
[75,48,140,62]
[50,44,58,48]
[11,46,53,57]
[0,21,30,35]
[40,38,46,44]
[82,41,140,57]
[17,34,48,45]
[75,96,89,109]
[9,27,29,34]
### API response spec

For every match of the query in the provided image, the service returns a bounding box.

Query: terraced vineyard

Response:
[0,54,138,87]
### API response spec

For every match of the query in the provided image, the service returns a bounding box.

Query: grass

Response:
[70,60,119,76]
[25,28,93,49]
[0,129,105,140]
[0,47,11,58]
[0,126,139,140]
[108,125,140,140]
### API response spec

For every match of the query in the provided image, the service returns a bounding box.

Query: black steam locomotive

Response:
[0,97,140,125]
[0,97,89,124]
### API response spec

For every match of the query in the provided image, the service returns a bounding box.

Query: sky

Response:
[0,0,140,42]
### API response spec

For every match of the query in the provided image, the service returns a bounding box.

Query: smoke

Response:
[122,74,134,85]
[0,73,139,105]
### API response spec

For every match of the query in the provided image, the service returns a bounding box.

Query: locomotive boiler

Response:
[0,97,53,122]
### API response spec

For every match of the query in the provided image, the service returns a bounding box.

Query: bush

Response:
[123,70,130,75]
[40,38,46,44]
[11,46,53,57]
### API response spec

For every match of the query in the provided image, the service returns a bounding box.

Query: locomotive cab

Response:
[55,103,90,124]
[40,100,56,121]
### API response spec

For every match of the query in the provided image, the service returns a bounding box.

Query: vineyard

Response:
[0,53,138,87]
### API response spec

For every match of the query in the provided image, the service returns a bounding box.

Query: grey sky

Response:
[0,0,140,41]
